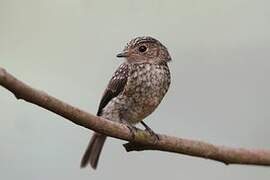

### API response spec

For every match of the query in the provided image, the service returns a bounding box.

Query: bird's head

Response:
[116,36,171,64]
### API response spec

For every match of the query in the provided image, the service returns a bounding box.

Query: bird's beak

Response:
[116,51,128,58]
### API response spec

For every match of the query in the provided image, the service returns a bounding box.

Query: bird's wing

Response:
[96,63,129,116]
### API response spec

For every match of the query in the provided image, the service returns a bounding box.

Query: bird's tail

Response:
[80,133,107,169]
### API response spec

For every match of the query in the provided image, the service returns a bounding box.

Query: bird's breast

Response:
[121,63,171,123]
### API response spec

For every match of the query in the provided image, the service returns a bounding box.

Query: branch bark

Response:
[0,67,270,166]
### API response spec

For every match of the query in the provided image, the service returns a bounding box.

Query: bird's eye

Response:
[138,45,147,53]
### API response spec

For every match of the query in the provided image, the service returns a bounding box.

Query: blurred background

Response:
[0,0,270,179]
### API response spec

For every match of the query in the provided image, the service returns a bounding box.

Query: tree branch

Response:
[0,67,270,166]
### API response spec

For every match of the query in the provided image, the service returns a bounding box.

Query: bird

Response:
[80,36,171,169]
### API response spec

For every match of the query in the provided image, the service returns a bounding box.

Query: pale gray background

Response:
[0,0,270,179]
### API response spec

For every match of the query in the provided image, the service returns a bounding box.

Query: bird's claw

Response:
[140,121,160,143]
[120,120,137,139]
[145,128,160,142]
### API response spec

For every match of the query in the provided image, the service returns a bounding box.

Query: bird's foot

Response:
[120,120,138,139]
[140,121,160,143]
[146,128,160,142]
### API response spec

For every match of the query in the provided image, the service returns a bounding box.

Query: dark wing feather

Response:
[96,63,129,116]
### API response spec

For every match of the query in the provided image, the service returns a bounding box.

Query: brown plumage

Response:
[81,36,171,169]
